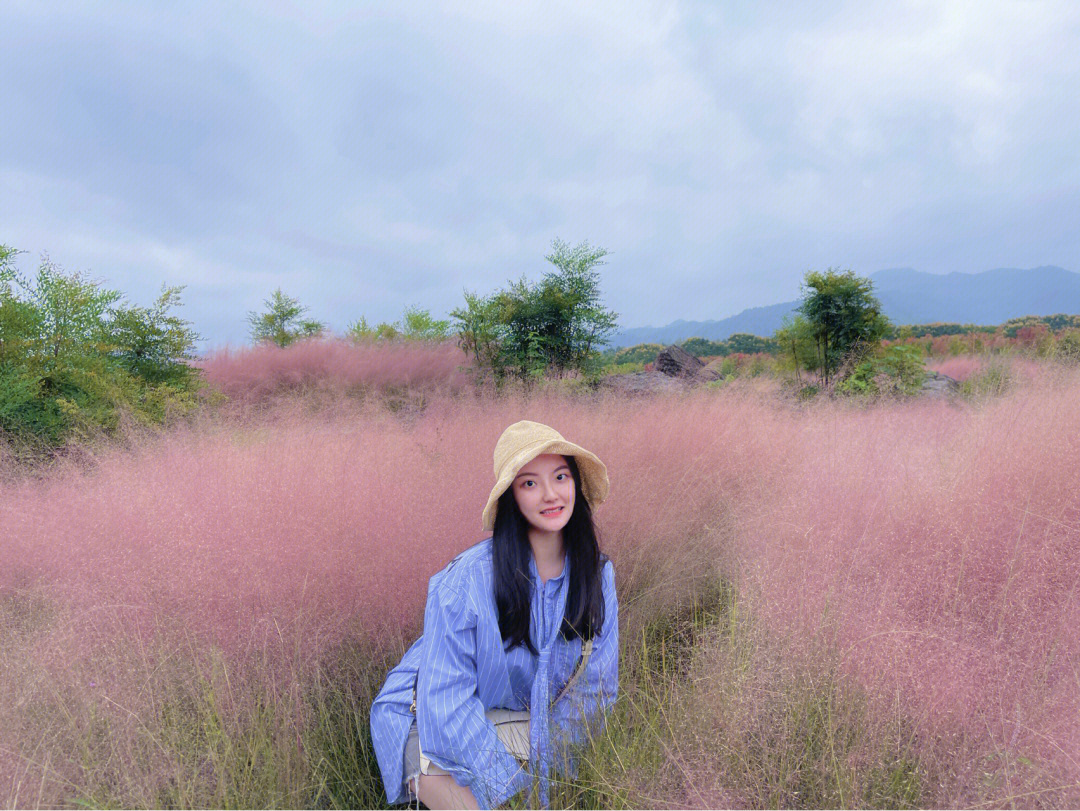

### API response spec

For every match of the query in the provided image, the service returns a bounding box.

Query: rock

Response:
[655,345,707,380]
[700,357,726,381]
[599,371,693,396]
[920,371,960,397]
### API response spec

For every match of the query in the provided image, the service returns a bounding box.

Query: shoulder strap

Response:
[551,638,593,706]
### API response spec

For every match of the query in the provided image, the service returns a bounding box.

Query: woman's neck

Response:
[529,529,565,583]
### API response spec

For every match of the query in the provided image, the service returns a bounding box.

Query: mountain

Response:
[606,266,1080,349]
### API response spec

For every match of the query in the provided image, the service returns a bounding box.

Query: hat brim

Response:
[481,439,609,531]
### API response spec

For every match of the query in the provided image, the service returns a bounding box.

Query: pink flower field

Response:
[1,363,1078,808]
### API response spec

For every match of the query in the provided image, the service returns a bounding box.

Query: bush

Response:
[608,343,666,367]
[0,247,201,448]
[1056,330,1080,365]
[837,345,926,397]
[347,306,450,342]
[602,361,646,376]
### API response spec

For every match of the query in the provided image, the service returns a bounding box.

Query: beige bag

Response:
[415,639,593,774]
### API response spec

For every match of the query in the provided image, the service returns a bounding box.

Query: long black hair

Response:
[491,454,606,655]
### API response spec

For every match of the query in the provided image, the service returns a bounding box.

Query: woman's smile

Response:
[512,453,576,536]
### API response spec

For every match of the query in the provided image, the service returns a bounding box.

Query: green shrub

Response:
[1056,330,1080,365]
[609,343,666,366]
[603,361,646,376]
[0,246,202,449]
[837,345,925,397]
[347,306,450,342]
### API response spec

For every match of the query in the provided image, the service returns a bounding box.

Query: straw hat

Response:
[482,420,609,531]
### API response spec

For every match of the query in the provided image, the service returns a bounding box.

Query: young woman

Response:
[370,420,619,809]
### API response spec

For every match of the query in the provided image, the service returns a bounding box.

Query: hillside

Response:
[608,265,1080,349]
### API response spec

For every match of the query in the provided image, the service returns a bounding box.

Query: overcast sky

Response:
[2,1,1079,348]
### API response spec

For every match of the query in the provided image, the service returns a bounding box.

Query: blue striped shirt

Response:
[369,538,619,808]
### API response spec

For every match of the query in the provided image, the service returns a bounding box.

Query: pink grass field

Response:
[1,365,1079,806]
[927,354,1047,384]
[196,336,474,400]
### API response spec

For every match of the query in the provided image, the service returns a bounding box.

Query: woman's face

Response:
[511,453,575,535]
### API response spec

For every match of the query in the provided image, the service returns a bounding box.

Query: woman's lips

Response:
[540,506,564,516]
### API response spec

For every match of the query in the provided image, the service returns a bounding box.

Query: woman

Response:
[370,420,619,809]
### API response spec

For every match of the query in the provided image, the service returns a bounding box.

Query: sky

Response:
[2,0,1079,349]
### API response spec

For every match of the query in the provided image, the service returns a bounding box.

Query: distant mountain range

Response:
[608,266,1080,349]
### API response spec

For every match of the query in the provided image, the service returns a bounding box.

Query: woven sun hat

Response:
[482,420,609,531]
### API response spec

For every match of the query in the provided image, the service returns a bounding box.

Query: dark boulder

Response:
[655,344,707,380]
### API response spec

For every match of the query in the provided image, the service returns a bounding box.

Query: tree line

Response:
[247,239,620,385]
[11,230,1072,453]
[0,239,621,450]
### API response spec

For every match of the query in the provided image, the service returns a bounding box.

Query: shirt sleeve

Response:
[549,558,619,756]
[416,579,532,809]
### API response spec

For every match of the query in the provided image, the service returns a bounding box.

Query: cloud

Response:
[1,0,1078,344]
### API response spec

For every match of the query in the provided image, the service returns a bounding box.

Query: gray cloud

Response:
[1,0,1078,347]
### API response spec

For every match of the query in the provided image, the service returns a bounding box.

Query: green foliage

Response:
[602,360,647,376]
[606,333,780,373]
[608,343,665,366]
[1056,330,1080,364]
[681,333,779,357]
[449,290,504,374]
[450,239,619,385]
[0,246,201,448]
[400,305,450,340]
[247,289,324,347]
[796,268,890,386]
[727,332,780,355]
[345,315,375,341]
[347,306,450,343]
[774,314,820,382]
[836,345,926,397]
[1003,313,1080,337]
[110,286,201,387]
[887,322,997,339]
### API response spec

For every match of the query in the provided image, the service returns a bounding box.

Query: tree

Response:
[247,289,324,347]
[539,240,619,377]
[450,239,619,386]
[110,285,201,386]
[795,268,889,387]
[450,290,505,380]
[774,314,819,386]
[401,305,451,341]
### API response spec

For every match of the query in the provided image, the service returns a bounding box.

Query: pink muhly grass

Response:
[2,366,1079,806]
[1,386,754,658]
[196,336,474,401]
[728,372,1080,805]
